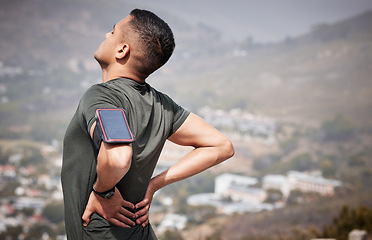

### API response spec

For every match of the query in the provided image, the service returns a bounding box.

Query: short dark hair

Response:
[129,9,175,76]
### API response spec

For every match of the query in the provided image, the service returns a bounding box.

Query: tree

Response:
[289,153,315,172]
[321,114,355,141]
[319,158,335,177]
[320,205,372,240]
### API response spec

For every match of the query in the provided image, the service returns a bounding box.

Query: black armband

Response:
[93,108,135,150]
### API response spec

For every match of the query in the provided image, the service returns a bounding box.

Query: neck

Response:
[100,65,146,84]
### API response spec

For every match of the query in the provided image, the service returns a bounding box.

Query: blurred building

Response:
[263,171,341,197]
[198,107,276,144]
[227,185,267,203]
[348,230,367,240]
[215,173,257,196]
[157,213,188,234]
[288,171,341,196]
[262,174,291,198]
[188,173,273,214]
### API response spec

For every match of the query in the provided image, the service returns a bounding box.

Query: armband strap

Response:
[92,108,135,150]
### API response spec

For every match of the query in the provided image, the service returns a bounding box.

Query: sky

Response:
[121,0,372,42]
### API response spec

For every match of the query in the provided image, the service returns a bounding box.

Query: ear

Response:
[115,44,129,60]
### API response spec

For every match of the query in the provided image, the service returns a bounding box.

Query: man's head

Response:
[94,9,175,80]
[128,9,175,76]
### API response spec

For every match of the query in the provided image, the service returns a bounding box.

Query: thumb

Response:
[82,208,92,227]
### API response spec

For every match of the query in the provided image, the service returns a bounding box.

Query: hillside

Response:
[0,0,224,142]
[154,10,372,128]
[1,1,371,142]
[1,1,372,239]
[0,0,128,68]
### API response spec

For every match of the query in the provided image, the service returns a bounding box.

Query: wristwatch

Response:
[92,183,115,199]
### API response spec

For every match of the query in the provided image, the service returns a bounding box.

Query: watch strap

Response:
[92,183,115,199]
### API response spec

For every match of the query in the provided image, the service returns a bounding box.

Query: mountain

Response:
[1,2,371,238]
[0,0,371,143]
[154,9,372,128]
[0,0,126,68]
[127,0,372,42]
[0,0,221,69]
[0,0,227,142]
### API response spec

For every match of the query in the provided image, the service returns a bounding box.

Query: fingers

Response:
[82,189,137,228]
[101,205,136,227]
[82,194,94,226]
[134,201,150,227]
[112,212,136,227]
[135,198,149,210]
[81,188,154,228]
[122,199,135,209]
[108,217,134,228]
[135,211,149,226]
[107,200,136,227]
[142,219,149,228]
[82,208,92,227]
[134,204,149,218]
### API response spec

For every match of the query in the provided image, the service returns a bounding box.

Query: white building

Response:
[287,171,341,196]
[221,202,275,215]
[198,107,276,143]
[227,185,267,203]
[214,173,257,197]
[187,193,222,208]
[263,174,291,198]
[188,173,273,214]
[157,214,187,234]
[263,171,341,197]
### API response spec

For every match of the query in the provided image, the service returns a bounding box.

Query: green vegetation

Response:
[321,114,355,141]
[319,205,372,240]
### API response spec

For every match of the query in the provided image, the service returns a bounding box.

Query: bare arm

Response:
[81,122,135,227]
[90,121,132,192]
[152,113,234,190]
[135,113,234,226]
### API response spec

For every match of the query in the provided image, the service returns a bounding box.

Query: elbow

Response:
[219,137,234,161]
[108,148,132,171]
[108,157,131,172]
[99,143,133,172]
[225,139,235,159]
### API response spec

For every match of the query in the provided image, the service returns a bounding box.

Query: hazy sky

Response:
[123,0,372,42]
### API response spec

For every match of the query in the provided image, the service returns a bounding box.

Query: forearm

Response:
[134,113,234,227]
[150,143,232,193]
[95,162,129,192]
[95,142,132,192]
[83,142,135,227]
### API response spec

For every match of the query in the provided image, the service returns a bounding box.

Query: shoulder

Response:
[80,83,121,107]
[81,84,107,100]
[149,86,176,105]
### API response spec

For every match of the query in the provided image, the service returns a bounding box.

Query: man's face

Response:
[94,16,132,66]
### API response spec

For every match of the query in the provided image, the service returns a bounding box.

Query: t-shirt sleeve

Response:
[167,96,190,137]
[79,84,122,133]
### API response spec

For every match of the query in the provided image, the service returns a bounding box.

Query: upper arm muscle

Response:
[90,122,132,169]
[168,113,228,148]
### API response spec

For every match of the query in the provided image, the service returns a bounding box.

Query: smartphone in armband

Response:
[93,108,135,150]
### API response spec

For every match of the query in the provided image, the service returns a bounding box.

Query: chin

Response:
[94,53,103,63]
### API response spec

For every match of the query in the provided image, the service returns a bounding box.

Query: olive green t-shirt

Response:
[61,78,189,239]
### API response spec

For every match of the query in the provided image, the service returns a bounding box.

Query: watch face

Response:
[105,192,114,199]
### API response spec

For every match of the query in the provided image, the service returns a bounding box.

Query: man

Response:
[61,9,234,239]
